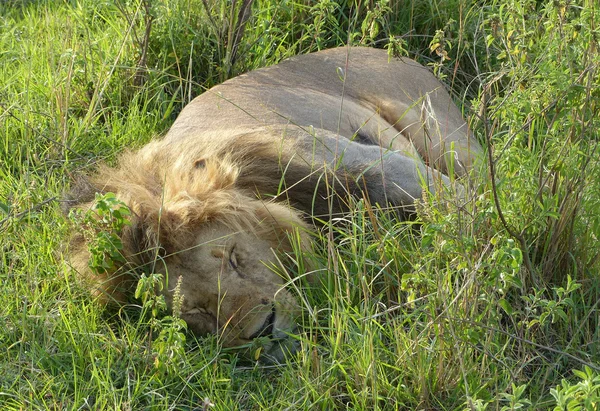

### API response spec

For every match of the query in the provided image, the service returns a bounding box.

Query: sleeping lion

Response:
[67,47,482,362]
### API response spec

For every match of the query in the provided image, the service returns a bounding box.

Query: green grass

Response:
[2,0,600,409]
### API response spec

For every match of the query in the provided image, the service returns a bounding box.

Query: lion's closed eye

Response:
[229,254,239,270]
[228,249,239,270]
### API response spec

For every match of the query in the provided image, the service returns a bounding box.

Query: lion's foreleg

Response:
[290,129,454,213]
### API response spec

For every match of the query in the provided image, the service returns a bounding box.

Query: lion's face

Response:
[161,221,301,361]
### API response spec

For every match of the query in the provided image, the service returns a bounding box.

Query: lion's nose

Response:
[249,305,276,339]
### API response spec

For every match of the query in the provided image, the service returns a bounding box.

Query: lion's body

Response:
[152,47,480,217]
[68,47,482,361]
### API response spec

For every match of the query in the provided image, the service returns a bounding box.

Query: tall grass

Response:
[1,0,599,409]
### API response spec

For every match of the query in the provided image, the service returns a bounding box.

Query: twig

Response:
[200,0,220,34]
[134,0,153,87]
[229,0,254,70]
[453,316,600,372]
[481,82,539,288]
[0,102,83,159]
[0,197,58,230]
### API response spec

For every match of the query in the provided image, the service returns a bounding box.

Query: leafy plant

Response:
[136,272,188,373]
[71,192,188,373]
[551,367,600,410]
[500,383,532,410]
[70,192,131,274]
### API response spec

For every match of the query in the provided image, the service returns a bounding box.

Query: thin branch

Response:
[200,0,220,34]
[453,317,600,372]
[481,82,539,288]
[0,102,83,159]
[229,0,254,69]
[136,2,153,87]
[0,197,58,231]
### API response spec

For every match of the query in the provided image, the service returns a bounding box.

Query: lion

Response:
[66,47,482,362]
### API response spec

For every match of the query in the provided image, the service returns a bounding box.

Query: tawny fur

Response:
[66,47,482,361]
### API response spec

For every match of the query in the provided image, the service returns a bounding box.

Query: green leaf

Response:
[498,298,514,315]
[0,201,9,215]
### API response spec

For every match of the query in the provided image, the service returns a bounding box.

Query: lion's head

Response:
[67,140,311,362]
